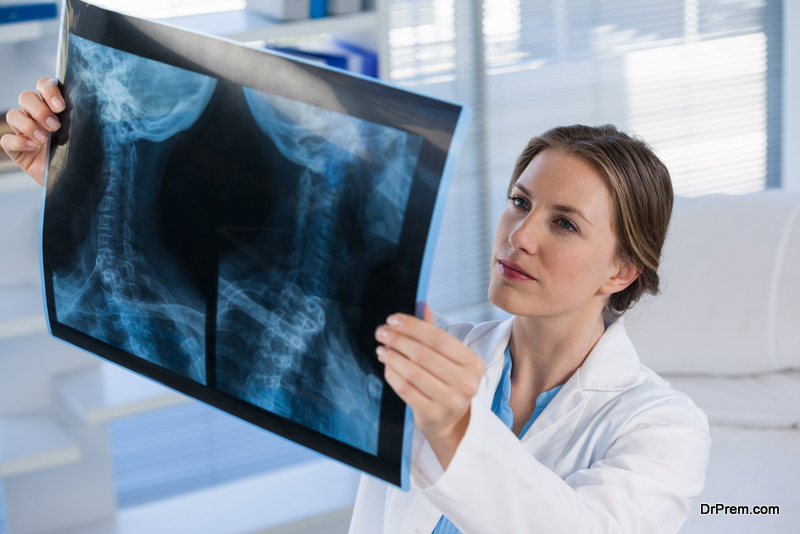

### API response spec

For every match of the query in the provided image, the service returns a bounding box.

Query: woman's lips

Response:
[497,259,535,281]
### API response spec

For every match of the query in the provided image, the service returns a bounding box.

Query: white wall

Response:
[783,0,800,190]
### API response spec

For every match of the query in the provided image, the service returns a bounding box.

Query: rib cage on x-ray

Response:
[49,35,424,454]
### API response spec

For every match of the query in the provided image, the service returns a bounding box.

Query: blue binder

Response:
[0,3,57,24]
[309,0,327,18]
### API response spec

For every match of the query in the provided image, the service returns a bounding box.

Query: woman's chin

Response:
[488,283,537,317]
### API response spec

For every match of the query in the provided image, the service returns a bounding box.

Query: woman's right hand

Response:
[376,305,486,470]
[0,78,65,186]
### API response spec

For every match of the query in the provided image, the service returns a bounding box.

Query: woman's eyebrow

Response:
[553,204,593,226]
[512,183,593,226]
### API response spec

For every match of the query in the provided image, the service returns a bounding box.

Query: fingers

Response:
[385,313,484,370]
[382,363,438,414]
[1,133,38,156]
[1,80,62,185]
[376,324,470,391]
[375,314,486,409]
[6,109,50,148]
[379,334,475,455]
[18,90,62,135]
[36,77,66,114]
[377,345,446,402]
[7,81,63,155]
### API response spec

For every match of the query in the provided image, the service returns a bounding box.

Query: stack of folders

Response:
[248,0,370,22]
[268,39,378,78]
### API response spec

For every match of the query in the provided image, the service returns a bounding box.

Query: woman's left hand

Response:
[375,305,486,469]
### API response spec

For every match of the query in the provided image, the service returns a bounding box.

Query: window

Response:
[390,0,784,321]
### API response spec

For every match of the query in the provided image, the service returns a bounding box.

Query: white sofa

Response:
[624,189,800,533]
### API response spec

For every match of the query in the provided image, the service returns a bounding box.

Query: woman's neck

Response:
[508,309,607,396]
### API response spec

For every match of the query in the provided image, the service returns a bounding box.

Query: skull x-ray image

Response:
[42,0,470,487]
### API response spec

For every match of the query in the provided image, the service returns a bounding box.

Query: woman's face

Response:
[488,148,635,320]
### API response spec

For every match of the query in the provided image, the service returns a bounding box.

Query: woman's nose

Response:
[508,213,540,255]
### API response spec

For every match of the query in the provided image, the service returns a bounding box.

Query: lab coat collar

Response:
[463,317,514,408]
[524,317,642,470]
[465,315,642,470]
[467,315,641,396]
[575,316,641,392]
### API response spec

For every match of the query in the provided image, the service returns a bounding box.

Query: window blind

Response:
[389,0,783,322]
[389,0,496,320]
[108,401,317,507]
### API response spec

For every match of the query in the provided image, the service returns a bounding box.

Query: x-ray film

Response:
[41,0,470,488]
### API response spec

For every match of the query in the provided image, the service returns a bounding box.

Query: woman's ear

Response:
[600,259,639,296]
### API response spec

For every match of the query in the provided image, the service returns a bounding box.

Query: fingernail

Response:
[376,346,386,360]
[45,116,61,130]
[387,315,401,327]
[26,139,40,148]
[51,96,65,111]
[33,129,47,143]
[375,327,388,341]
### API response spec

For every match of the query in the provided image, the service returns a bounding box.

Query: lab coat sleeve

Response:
[412,395,711,534]
[348,473,389,534]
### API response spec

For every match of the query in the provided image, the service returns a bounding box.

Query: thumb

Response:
[416,302,435,324]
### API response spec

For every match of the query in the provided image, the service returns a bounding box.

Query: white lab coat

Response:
[348,316,711,534]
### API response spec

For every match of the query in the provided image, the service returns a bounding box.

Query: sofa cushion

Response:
[776,204,800,370]
[625,190,800,375]
[665,372,800,428]
[679,426,800,534]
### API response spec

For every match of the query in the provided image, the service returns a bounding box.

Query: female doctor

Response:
[3,79,711,534]
[351,124,711,533]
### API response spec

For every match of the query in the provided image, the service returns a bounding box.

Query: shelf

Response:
[0,413,81,478]
[0,20,56,45]
[0,285,46,340]
[55,363,189,426]
[164,8,378,44]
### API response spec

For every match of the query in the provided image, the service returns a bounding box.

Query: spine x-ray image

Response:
[42,0,470,487]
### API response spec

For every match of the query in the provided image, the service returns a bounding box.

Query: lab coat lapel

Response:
[519,319,640,470]
[387,483,442,534]
[468,317,514,408]
[519,375,586,470]
[465,316,586,471]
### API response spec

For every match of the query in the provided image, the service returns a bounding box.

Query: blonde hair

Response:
[508,125,673,316]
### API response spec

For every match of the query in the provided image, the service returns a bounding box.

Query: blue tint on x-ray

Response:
[49,35,424,455]
[44,0,470,482]
[51,35,215,383]
[215,90,421,453]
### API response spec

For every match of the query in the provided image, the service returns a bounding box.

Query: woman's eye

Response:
[508,195,529,209]
[557,217,576,232]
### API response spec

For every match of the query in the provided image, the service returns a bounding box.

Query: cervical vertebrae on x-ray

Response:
[53,35,423,454]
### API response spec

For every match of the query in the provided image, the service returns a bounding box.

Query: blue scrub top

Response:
[431,344,564,534]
